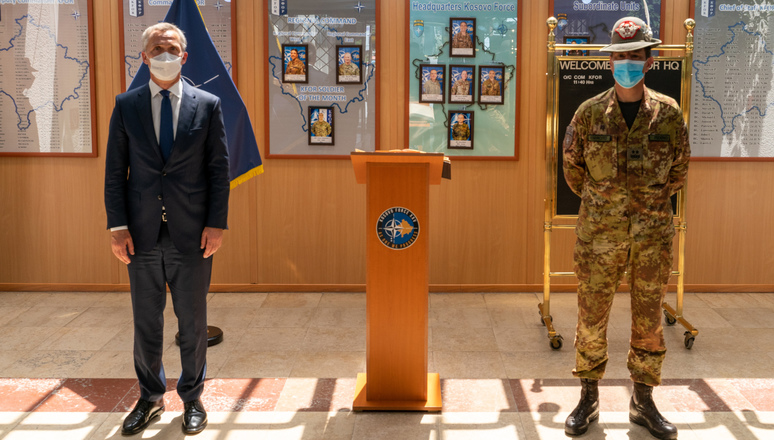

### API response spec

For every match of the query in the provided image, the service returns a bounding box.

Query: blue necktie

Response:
[159,90,174,162]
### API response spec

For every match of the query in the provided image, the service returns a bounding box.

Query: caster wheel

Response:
[550,335,563,350]
[664,309,677,326]
[684,332,695,349]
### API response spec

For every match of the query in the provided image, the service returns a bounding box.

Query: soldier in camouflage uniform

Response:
[562,17,689,440]
[285,49,305,76]
[481,70,500,96]
[423,69,442,96]
[311,109,332,138]
[451,113,470,140]
[452,21,473,48]
[338,52,360,77]
[451,70,471,97]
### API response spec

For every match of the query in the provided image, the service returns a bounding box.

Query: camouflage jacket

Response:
[453,32,473,48]
[452,122,470,140]
[451,79,470,96]
[481,79,500,96]
[563,86,690,242]
[311,120,331,137]
[286,58,305,75]
[423,79,441,95]
[339,63,360,76]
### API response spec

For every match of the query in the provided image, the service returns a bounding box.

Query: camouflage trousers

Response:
[572,236,672,386]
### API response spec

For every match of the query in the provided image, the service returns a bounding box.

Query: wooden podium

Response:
[350,151,444,411]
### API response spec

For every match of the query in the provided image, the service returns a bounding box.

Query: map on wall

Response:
[691,0,774,158]
[121,0,234,90]
[0,1,94,156]
[266,0,378,157]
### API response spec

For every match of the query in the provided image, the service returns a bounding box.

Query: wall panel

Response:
[1,0,772,291]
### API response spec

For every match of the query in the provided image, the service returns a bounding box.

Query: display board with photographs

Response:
[266,0,378,158]
[407,0,520,159]
[551,0,663,55]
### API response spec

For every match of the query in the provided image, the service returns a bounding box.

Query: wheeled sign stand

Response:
[540,17,699,351]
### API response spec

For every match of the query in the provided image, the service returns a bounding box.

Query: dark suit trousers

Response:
[128,223,211,403]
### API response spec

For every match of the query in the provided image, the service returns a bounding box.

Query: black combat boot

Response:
[629,382,678,440]
[565,378,600,436]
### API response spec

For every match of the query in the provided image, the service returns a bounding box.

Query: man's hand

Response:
[201,227,224,258]
[110,230,134,264]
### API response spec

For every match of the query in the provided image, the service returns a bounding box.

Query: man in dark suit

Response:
[104,22,229,436]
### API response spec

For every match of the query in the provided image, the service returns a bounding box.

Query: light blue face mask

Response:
[612,60,646,89]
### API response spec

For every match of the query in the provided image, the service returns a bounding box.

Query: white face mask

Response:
[148,52,183,81]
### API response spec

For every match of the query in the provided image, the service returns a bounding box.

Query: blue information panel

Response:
[408,0,519,159]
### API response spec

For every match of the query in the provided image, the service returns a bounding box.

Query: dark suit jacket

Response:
[104,81,230,254]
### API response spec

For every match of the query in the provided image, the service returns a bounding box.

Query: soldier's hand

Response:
[110,230,134,265]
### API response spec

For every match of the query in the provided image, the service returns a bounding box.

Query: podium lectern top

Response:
[351,151,446,185]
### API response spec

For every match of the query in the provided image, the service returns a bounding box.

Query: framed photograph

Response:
[282,44,308,83]
[478,66,504,105]
[308,107,334,146]
[448,111,473,149]
[419,64,445,103]
[450,18,476,57]
[336,45,363,84]
[449,65,475,104]
[564,36,589,56]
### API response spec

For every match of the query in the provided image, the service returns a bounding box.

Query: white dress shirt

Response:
[149,78,183,143]
[110,79,183,232]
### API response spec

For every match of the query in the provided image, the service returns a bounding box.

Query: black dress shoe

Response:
[629,382,678,440]
[121,399,164,435]
[565,378,600,436]
[182,399,208,435]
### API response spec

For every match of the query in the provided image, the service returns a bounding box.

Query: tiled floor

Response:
[1,291,774,439]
